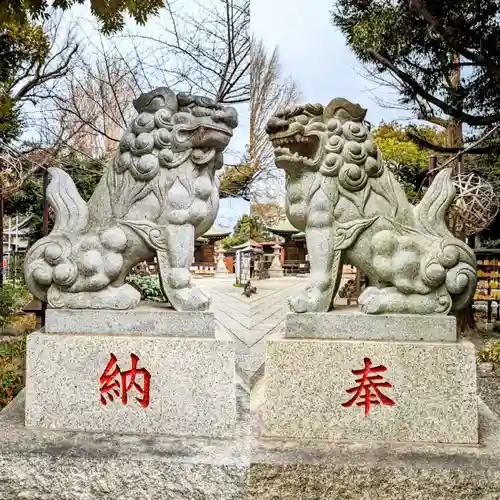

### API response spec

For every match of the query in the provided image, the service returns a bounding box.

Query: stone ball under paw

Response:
[100,227,127,252]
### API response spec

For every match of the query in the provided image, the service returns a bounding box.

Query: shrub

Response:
[126,274,166,301]
[0,282,32,331]
[477,340,500,365]
[0,335,27,409]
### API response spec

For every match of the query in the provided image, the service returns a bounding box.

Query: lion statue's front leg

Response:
[266,98,476,315]
[23,87,238,312]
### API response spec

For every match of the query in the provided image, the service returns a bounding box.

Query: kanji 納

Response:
[99,353,151,408]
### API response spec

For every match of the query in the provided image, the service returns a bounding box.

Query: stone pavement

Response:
[201,276,352,386]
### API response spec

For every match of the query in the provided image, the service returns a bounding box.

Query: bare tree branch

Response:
[368,48,500,126]
[127,0,250,104]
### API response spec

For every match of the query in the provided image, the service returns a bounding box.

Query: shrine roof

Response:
[230,239,263,250]
[201,224,231,240]
[266,218,300,235]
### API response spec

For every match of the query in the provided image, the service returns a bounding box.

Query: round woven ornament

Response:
[448,172,499,236]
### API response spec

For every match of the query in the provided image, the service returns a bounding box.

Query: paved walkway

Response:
[201,276,336,385]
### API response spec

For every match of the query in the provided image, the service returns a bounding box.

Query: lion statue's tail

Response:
[414,168,477,312]
[24,168,88,301]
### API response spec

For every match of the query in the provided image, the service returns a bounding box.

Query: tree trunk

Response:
[455,304,476,334]
[447,52,476,334]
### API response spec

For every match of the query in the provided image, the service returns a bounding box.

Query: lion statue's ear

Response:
[323,97,367,122]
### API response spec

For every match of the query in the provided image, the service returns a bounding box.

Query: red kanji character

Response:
[99,353,121,405]
[99,353,151,408]
[120,353,151,408]
[342,357,395,417]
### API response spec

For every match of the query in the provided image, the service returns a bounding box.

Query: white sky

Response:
[251,0,412,125]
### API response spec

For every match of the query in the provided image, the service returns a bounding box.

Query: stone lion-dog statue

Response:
[266,98,476,315]
[24,87,238,312]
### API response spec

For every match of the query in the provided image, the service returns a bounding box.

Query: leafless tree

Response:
[217,38,300,201]
[247,37,300,200]
[36,33,146,159]
[0,14,80,196]
[128,0,250,104]
[4,15,78,123]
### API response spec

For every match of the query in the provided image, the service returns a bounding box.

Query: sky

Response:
[251,0,412,126]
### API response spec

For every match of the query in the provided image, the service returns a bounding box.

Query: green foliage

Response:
[0,334,27,409]
[1,0,165,35]
[477,340,500,365]
[5,156,103,241]
[373,121,446,201]
[221,215,268,249]
[482,239,500,249]
[219,161,254,200]
[126,274,166,302]
[0,282,32,331]
[331,0,500,126]
[0,17,50,143]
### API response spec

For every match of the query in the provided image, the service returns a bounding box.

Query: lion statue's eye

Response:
[296,115,309,125]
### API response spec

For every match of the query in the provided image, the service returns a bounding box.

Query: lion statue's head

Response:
[266,98,385,193]
[114,87,238,182]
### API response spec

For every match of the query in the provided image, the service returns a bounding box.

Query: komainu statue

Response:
[24,87,238,311]
[266,98,476,315]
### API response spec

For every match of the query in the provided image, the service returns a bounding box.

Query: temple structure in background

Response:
[266,218,309,275]
[193,225,232,274]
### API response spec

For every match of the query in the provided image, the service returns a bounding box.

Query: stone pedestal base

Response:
[262,337,478,444]
[268,269,284,278]
[249,399,500,500]
[3,391,500,499]
[0,388,248,500]
[215,261,230,278]
[45,306,216,336]
[26,332,236,438]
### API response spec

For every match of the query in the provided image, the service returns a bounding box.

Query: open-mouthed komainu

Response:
[24,87,238,311]
[266,98,476,315]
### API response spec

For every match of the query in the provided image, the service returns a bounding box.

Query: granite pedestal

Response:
[0,385,249,500]
[262,312,478,444]
[4,388,500,499]
[25,308,236,438]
